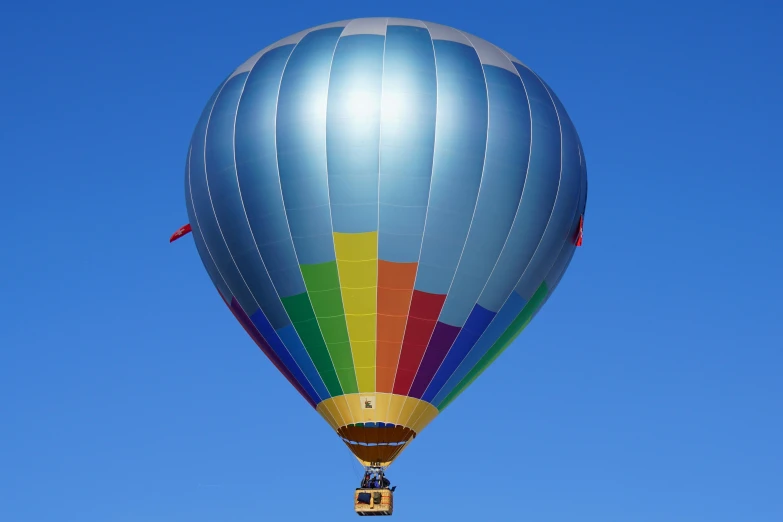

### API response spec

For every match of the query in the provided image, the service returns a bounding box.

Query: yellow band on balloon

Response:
[316,393,439,432]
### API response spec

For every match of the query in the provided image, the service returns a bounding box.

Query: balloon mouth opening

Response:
[338,425,416,465]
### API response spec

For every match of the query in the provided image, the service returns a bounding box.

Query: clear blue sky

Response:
[2,1,781,520]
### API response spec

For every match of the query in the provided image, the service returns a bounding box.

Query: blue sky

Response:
[2,1,781,520]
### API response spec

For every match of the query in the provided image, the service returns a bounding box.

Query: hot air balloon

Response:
[176,17,587,516]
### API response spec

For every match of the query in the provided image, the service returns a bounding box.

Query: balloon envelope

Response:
[185,17,587,466]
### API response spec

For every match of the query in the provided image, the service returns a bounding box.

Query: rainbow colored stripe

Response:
[185,18,586,465]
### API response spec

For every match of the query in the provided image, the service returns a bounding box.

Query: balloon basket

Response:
[354,488,394,516]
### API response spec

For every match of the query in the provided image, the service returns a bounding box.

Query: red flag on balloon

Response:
[170,223,192,243]
[575,215,584,246]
